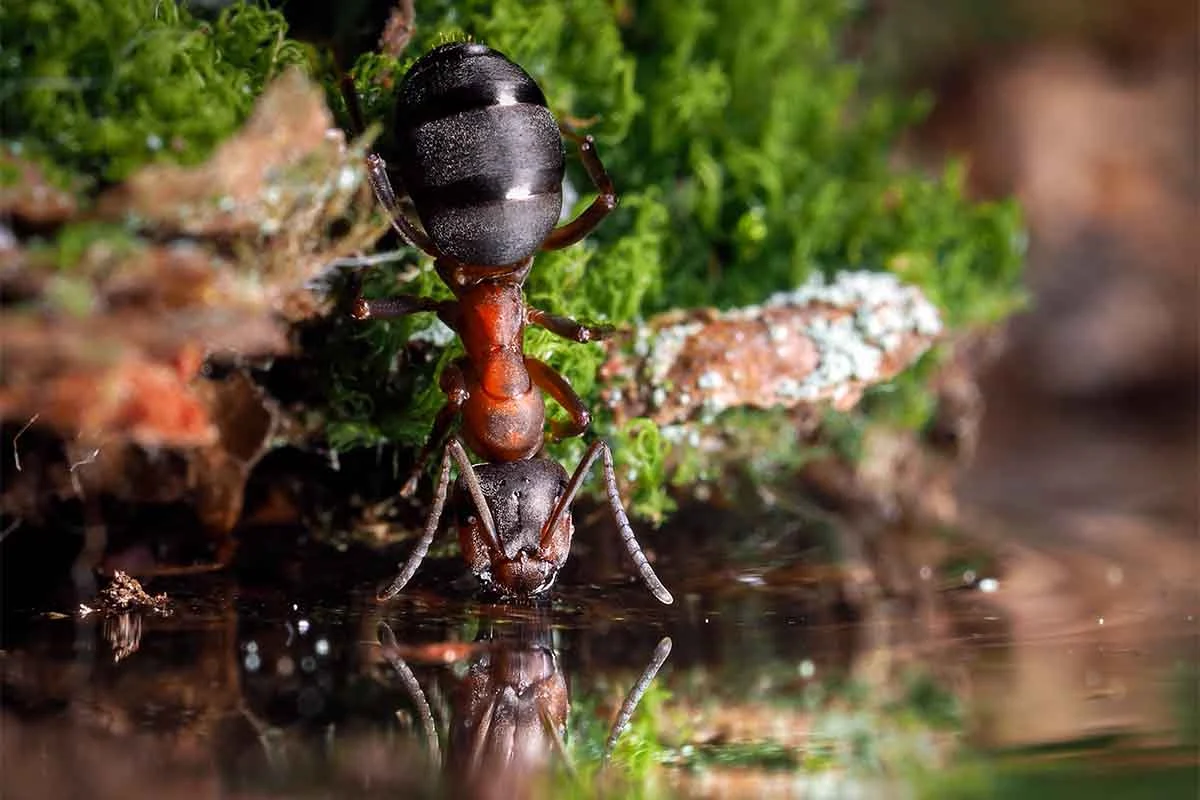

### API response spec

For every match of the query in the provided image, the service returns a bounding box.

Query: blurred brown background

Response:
[870,0,1197,746]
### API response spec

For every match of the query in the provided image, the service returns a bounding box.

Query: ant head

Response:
[455,458,574,598]
[451,650,569,791]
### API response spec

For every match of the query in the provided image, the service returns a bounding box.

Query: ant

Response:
[375,620,673,792]
[344,42,673,605]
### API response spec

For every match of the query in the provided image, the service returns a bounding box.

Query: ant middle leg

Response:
[525,357,591,440]
[540,440,674,605]
[526,306,614,344]
[541,124,617,251]
[344,259,457,322]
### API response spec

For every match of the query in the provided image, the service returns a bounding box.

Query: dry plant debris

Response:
[1,69,380,449]
[81,570,171,615]
[0,152,77,225]
[0,69,385,541]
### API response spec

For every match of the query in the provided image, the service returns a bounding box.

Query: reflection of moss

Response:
[922,754,1200,800]
[559,678,672,798]
[1173,659,1199,746]
[677,741,801,771]
[328,0,1024,515]
[0,0,307,185]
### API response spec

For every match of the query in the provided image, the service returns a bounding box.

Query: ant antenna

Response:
[602,636,673,765]
[377,622,442,766]
[377,438,500,601]
[541,441,674,604]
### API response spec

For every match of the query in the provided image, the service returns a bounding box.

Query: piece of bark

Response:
[601,271,942,426]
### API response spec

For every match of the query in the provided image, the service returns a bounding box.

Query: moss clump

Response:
[32,221,145,273]
[329,0,1024,516]
[0,0,307,186]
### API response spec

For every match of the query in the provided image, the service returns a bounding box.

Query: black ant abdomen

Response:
[394,42,566,266]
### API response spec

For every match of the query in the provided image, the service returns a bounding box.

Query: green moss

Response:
[0,0,307,185]
[677,741,802,771]
[329,0,1025,515]
[0,158,20,187]
[32,221,144,272]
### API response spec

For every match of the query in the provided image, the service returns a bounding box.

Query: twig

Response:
[69,447,100,473]
[12,413,39,471]
[0,517,21,543]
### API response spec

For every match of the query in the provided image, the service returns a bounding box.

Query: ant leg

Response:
[377,446,452,601]
[541,440,674,605]
[541,126,617,251]
[525,357,591,440]
[347,270,454,321]
[338,73,438,256]
[376,623,442,766]
[602,636,673,765]
[366,154,440,257]
[526,306,614,344]
[467,689,506,774]
[400,363,469,498]
[398,371,463,501]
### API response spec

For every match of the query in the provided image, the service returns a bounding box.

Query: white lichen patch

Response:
[645,320,704,387]
[605,269,942,425]
[765,270,941,402]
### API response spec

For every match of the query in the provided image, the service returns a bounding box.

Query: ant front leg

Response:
[541,125,618,251]
[400,362,470,498]
[526,357,591,440]
[527,306,614,344]
[540,440,674,605]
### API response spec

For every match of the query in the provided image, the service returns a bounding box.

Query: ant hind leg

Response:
[346,266,453,321]
[540,124,617,251]
[366,154,440,256]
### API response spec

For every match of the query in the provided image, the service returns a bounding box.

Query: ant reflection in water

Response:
[374,621,671,796]
[343,43,672,604]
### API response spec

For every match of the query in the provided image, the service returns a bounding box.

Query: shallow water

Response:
[2,541,1195,800]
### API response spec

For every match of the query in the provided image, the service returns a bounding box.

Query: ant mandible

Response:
[348,42,673,605]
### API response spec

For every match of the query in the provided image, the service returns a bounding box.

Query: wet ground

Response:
[1,521,1195,799]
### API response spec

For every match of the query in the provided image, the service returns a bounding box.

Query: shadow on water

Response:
[1,529,1195,799]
